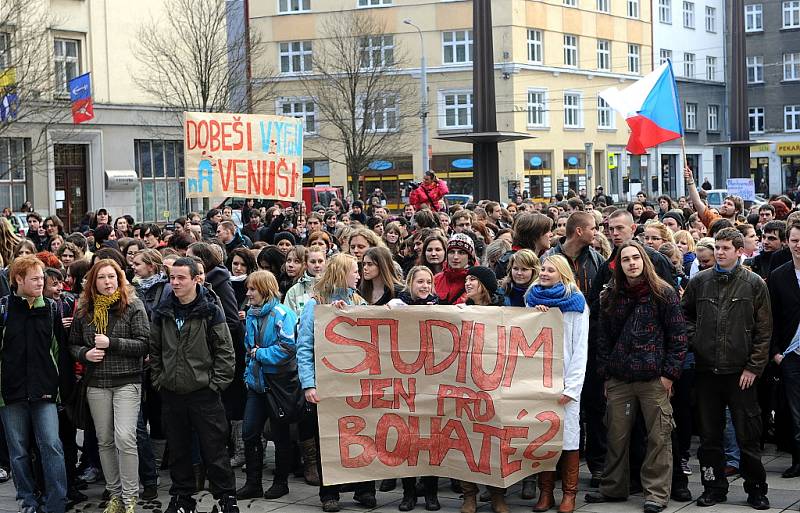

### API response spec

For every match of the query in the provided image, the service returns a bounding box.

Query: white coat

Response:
[560,305,589,450]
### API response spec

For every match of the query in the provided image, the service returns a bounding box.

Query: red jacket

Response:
[409,180,449,211]
[434,264,468,305]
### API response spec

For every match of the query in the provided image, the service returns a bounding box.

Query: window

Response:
[598,97,615,128]
[659,0,672,22]
[279,41,312,73]
[563,92,583,128]
[747,55,764,83]
[749,107,765,133]
[278,0,310,13]
[745,4,763,31]
[706,56,717,80]
[279,99,316,134]
[628,44,640,73]
[442,91,473,129]
[627,0,640,17]
[135,140,185,223]
[360,35,394,68]
[597,0,610,12]
[358,0,391,5]
[527,89,548,128]
[564,0,577,6]
[0,33,9,69]
[54,38,80,93]
[784,52,800,80]
[597,40,611,70]
[705,6,717,31]
[0,138,29,210]
[784,0,800,28]
[786,105,800,131]
[527,29,543,64]
[363,95,398,132]
[442,30,473,64]
[685,102,697,130]
[684,52,695,77]
[683,1,695,27]
[563,34,578,67]
[660,48,673,65]
[707,105,719,131]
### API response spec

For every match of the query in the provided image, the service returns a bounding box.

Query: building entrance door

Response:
[54,144,88,233]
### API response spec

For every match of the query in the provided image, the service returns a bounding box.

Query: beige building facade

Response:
[251,0,653,205]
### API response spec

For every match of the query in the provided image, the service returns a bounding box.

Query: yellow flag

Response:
[0,68,16,91]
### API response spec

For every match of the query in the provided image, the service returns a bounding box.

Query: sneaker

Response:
[696,490,727,507]
[0,467,8,483]
[322,499,341,512]
[140,483,159,501]
[78,466,101,484]
[218,495,240,513]
[103,496,124,513]
[165,495,197,513]
[746,493,769,510]
[680,458,692,475]
[124,501,137,513]
[353,492,377,508]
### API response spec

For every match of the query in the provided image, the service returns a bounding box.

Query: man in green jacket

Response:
[150,257,237,513]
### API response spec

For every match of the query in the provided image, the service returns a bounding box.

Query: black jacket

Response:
[205,266,244,344]
[768,261,800,359]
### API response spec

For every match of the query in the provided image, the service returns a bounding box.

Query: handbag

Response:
[64,365,95,430]
[263,368,306,423]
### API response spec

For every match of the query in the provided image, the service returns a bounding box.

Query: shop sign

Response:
[777,142,800,156]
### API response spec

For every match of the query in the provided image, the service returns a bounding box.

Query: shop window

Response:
[134,140,185,223]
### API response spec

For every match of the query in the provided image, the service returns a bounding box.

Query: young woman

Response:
[433,234,476,305]
[643,222,674,251]
[307,231,337,258]
[391,266,439,306]
[525,255,589,513]
[284,248,326,317]
[69,259,150,513]
[57,242,85,270]
[236,271,302,501]
[347,228,384,262]
[417,234,447,275]
[382,222,403,257]
[500,249,539,307]
[691,237,716,277]
[673,230,696,277]
[49,235,65,254]
[361,246,404,305]
[282,246,306,297]
[458,266,506,513]
[115,217,132,238]
[226,247,259,316]
[131,249,169,318]
[587,241,686,513]
[297,254,375,512]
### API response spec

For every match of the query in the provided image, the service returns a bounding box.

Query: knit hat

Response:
[662,211,685,228]
[273,231,296,246]
[467,266,498,295]
[447,233,475,260]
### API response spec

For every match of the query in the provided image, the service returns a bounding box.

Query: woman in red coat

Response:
[433,233,476,304]
[409,171,449,212]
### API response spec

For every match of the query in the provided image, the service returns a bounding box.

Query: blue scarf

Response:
[714,262,739,275]
[524,283,586,313]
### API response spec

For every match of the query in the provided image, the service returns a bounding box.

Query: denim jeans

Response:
[724,407,741,468]
[0,401,67,513]
[243,389,292,481]
[137,408,158,486]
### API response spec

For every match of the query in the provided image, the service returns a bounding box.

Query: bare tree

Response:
[297,11,418,199]
[133,0,275,116]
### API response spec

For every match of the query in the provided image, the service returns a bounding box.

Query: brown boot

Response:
[460,481,478,513]
[300,438,321,486]
[489,487,509,513]
[532,472,556,511]
[558,451,580,513]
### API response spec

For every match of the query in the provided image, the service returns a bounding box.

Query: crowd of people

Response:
[0,168,799,513]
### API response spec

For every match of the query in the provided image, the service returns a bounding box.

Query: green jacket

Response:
[149,285,234,394]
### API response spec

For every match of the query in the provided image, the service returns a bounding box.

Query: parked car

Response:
[444,194,473,206]
[8,212,29,236]
[218,186,343,225]
[705,189,766,211]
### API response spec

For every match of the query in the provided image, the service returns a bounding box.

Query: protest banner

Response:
[726,178,756,201]
[314,305,565,488]
[183,112,303,202]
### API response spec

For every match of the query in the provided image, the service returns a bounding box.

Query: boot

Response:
[520,475,537,500]
[532,472,555,512]
[423,477,440,511]
[236,445,263,499]
[460,481,478,513]
[301,438,321,486]
[489,487,509,513]
[264,479,289,500]
[230,420,246,468]
[558,451,579,513]
[399,478,417,511]
[193,463,206,492]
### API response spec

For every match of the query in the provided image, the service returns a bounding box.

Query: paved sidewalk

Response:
[1,444,799,512]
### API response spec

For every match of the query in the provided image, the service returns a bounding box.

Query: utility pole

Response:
[403,19,429,175]
[729,0,749,178]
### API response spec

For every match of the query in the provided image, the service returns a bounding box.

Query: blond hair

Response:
[673,230,696,252]
[643,221,675,244]
[500,248,540,291]
[313,253,363,304]
[534,254,578,294]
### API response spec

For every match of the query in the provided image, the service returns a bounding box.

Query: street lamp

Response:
[403,18,429,175]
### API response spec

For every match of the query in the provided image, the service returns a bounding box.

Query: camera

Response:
[408,181,420,190]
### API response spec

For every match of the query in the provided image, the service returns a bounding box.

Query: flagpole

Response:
[679,136,689,183]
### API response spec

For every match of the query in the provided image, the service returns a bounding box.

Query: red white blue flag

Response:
[68,72,94,124]
[599,61,683,155]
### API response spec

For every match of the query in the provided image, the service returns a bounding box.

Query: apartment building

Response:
[743,0,800,195]
[250,0,653,204]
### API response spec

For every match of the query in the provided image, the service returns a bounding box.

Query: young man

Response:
[684,166,742,230]
[0,257,68,513]
[216,221,250,253]
[768,221,800,478]
[150,257,238,513]
[26,212,49,251]
[745,220,790,281]
[682,228,771,510]
[544,211,603,293]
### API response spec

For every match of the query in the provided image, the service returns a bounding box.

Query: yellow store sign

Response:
[777,142,800,156]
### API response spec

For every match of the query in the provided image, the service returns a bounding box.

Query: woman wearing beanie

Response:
[524,255,589,513]
[434,233,476,305]
[459,265,506,513]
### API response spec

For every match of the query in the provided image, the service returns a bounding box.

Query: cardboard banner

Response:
[183,112,303,201]
[314,305,565,487]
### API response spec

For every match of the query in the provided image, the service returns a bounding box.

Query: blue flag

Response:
[68,73,92,102]
[0,93,18,122]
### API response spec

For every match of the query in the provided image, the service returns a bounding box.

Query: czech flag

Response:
[599,61,683,155]
[68,72,94,124]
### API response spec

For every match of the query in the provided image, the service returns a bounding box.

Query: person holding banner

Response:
[434,234,476,305]
[524,255,588,513]
[586,241,687,513]
[297,253,375,513]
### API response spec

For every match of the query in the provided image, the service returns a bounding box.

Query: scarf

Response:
[715,262,739,274]
[136,272,164,291]
[524,283,586,313]
[625,281,651,299]
[91,289,121,334]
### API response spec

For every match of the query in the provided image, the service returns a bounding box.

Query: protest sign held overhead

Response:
[314,305,565,488]
[183,112,303,202]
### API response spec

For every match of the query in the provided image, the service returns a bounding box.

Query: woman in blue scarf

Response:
[525,255,589,513]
